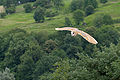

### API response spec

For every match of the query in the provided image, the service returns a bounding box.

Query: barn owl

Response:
[55,27,98,44]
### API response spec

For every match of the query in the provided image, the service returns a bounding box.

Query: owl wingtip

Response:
[55,28,59,30]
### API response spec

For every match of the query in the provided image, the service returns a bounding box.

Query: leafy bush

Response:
[93,14,113,27]
[43,39,58,53]
[84,0,98,8]
[85,5,94,16]
[0,68,15,80]
[0,13,6,18]
[73,9,84,25]
[100,0,108,4]
[34,7,45,23]
[70,0,84,12]
[103,14,113,25]
[33,0,52,8]
[39,43,120,80]
[95,26,120,47]
[52,0,64,10]
[6,7,16,14]
[23,3,32,13]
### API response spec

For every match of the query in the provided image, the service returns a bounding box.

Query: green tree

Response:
[17,54,34,80]
[93,14,104,27]
[23,3,32,13]
[32,31,48,45]
[103,14,113,25]
[3,0,14,8]
[100,0,108,4]
[0,13,6,18]
[95,25,120,47]
[6,7,16,14]
[33,0,52,8]
[73,9,84,25]
[1,29,28,69]
[40,43,120,80]
[70,0,84,12]
[51,49,67,59]
[93,14,113,27]
[0,0,4,5]
[85,5,94,16]
[52,0,63,10]
[0,68,15,80]
[33,55,60,80]
[43,39,58,53]
[64,17,72,26]
[61,34,83,58]
[84,0,98,9]
[34,7,45,23]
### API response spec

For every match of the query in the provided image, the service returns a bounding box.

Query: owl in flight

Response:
[55,27,98,44]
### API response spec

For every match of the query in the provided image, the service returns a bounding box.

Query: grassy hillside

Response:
[0,1,120,80]
[85,0,120,26]
[0,0,120,34]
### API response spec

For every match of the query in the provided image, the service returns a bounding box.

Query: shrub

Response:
[33,7,45,23]
[6,7,16,14]
[73,9,84,25]
[84,0,98,8]
[100,0,108,4]
[23,3,32,13]
[0,68,15,80]
[103,14,113,25]
[85,5,94,16]
[93,14,113,27]
[33,0,52,8]
[0,13,6,18]
[70,0,84,12]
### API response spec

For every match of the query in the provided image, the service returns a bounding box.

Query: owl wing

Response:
[55,27,98,44]
[76,30,98,44]
[55,27,78,31]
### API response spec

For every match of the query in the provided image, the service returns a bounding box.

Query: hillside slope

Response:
[0,0,120,33]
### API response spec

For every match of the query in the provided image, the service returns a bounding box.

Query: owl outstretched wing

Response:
[55,27,78,31]
[76,30,98,44]
[55,27,98,44]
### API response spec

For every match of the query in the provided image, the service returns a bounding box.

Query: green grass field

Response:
[85,0,120,26]
[0,0,120,34]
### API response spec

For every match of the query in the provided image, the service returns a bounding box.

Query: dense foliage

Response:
[100,0,108,4]
[73,10,84,25]
[23,3,32,13]
[93,14,113,27]
[0,0,120,80]
[0,13,6,18]
[70,0,98,12]
[34,7,45,23]
[0,0,36,6]
[85,5,94,16]
[64,17,72,26]
[0,24,120,79]
[5,7,16,14]
[0,68,15,80]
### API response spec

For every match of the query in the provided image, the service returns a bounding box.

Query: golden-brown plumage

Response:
[55,27,98,44]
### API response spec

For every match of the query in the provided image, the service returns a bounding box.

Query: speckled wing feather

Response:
[77,30,98,44]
